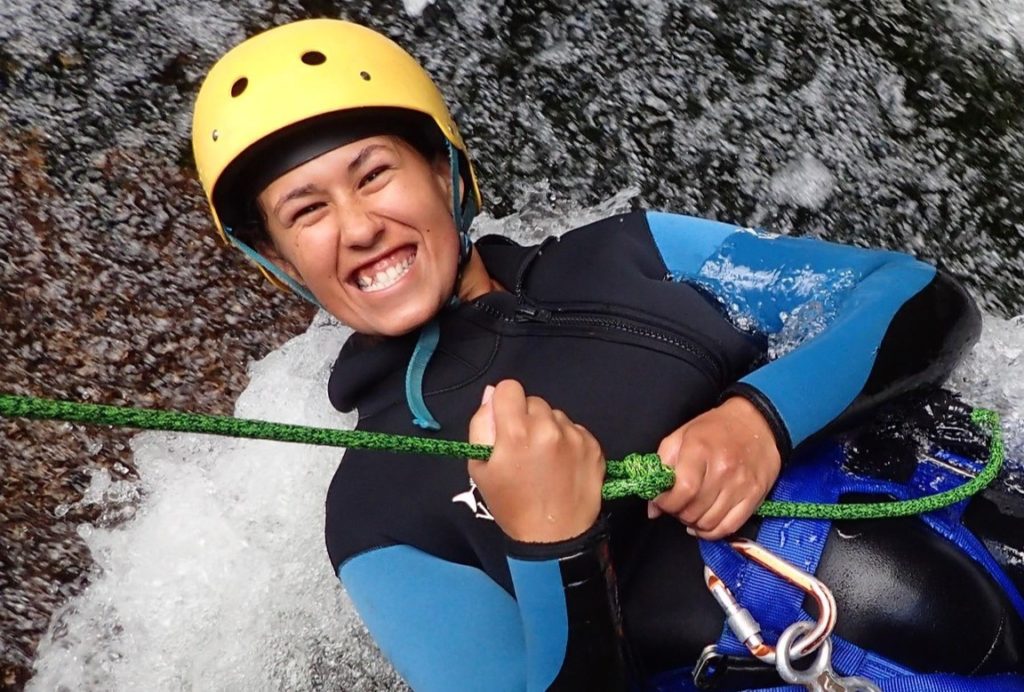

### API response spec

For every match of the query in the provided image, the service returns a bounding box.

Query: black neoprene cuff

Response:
[721,382,794,461]
[506,514,609,561]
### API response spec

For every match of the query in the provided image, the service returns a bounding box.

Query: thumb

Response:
[468,385,497,449]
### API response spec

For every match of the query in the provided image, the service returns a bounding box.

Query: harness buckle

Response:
[691,645,724,689]
[704,538,837,663]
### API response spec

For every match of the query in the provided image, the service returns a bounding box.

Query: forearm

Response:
[730,266,981,451]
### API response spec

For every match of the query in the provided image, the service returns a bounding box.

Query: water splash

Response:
[28,313,409,691]
[768,153,837,211]
[695,254,857,357]
[402,0,437,17]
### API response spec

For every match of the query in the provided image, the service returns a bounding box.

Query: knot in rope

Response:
[602,453,675,501]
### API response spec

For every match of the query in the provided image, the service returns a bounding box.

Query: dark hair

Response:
[214,108,449,246]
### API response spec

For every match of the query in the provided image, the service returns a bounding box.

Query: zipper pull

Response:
[514,304,551,322]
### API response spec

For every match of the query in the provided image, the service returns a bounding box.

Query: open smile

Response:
[353,246,417,293]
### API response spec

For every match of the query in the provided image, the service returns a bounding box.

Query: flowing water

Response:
[2,0,1024,689]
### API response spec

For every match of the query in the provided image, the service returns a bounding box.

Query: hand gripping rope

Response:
[0,394,1005,520]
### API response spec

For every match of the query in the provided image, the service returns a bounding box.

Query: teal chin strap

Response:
[447,140,477,257]
[225,232,323,308]
[401,141,479,432]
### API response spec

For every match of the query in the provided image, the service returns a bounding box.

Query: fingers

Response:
[652,452,708,517]
[468,384,497,449]
[491,380,529,444]
[649,423,771,539]
[656,426,687,469]
[692,497,759,541]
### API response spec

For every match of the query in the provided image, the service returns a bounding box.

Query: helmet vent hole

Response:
[301,51,326,66]
[360,71,371,81]
[230,77,248,97]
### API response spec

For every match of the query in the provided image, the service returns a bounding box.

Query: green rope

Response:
[0,394,1005,517]
[756,408,1004,519]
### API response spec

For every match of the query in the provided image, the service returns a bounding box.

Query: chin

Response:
[363,303,444,338]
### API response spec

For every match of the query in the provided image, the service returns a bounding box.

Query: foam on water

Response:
[402,0,437,17]
[768,154,837,212]
[28,313,404,691]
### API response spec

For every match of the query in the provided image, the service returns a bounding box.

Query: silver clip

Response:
[775,621,881,692]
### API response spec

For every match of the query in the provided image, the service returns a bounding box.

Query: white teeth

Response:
[356,254,414,292]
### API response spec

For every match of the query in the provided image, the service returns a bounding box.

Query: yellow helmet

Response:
[191,18,482,294]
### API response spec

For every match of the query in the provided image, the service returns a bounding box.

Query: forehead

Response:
[259,135,409,199]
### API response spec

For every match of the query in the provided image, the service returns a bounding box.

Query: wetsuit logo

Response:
[452,480,494,521]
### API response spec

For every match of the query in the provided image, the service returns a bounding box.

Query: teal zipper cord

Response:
[0,393,1004,516]
[404,320,443,431]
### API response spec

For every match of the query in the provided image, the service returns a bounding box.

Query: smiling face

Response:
[255,134,465,336]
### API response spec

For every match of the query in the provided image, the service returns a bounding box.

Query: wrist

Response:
[500,502,602,544]
[721,383,792,461]
[506,515,608,560]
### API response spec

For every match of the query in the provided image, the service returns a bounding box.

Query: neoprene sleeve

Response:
[339,519,626,691]
[645,211,979,456]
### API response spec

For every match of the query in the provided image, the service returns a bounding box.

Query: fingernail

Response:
[686,527,696,537]
[481,384,495,405]
[647,503,659,519]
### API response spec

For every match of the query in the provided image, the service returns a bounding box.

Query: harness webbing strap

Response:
[697,419,1024,690]
[700,446,840,659]
[753,673,1024,691]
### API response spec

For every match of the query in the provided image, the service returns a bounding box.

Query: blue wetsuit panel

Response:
[646,212,937,447]
[340,545,528,692]
[646,211,738,278]
[507,557,570,691]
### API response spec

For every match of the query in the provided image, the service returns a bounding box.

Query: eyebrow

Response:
[272,183,318,220]
[271,143,389,221]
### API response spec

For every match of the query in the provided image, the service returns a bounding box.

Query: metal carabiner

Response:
[776,621,881,692]
[703,537,837,664]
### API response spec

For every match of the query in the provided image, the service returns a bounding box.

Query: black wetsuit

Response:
[323,211,1021,690]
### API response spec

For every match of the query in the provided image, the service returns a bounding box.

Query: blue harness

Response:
[646,441,1024,691]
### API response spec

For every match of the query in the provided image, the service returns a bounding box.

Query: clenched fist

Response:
[468,380,605,543]
[649,396,781,540]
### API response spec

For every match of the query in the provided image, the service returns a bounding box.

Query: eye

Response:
[291,202,325,224]
[359,165,390,189]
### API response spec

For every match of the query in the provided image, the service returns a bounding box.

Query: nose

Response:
[335,199,385,250]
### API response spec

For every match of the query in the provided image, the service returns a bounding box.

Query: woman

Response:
[192,18,1024,691]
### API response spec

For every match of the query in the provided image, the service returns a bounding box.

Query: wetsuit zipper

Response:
[474,301,726,388]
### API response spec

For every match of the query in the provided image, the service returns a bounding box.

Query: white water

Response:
[28,313,403,691]
[401,0,437,17]
[27,186,1024,690]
